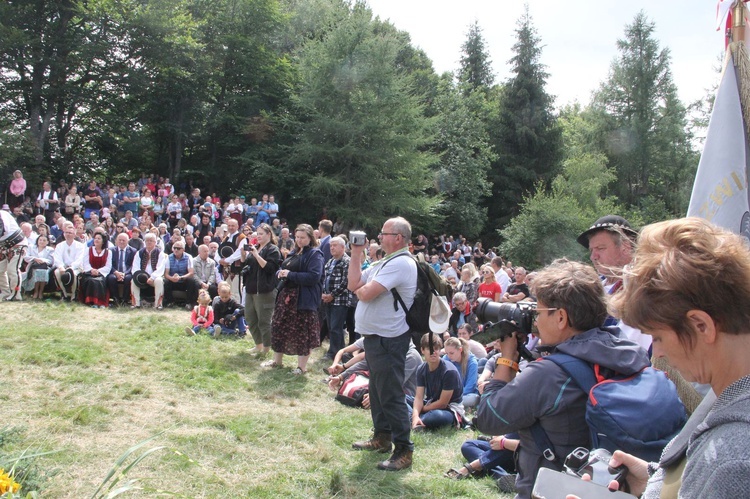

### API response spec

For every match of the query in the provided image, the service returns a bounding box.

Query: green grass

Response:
[0,301,512,498]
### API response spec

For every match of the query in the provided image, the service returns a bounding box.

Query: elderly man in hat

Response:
[131,232,166,309]
[53,222,86,301]
[576,215,650,350]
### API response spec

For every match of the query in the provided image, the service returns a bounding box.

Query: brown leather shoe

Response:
[377,445,412,471]
[352,432,392,453]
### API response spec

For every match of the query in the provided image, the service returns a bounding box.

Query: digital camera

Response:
[349,230,367,246]
[563,447,628,488]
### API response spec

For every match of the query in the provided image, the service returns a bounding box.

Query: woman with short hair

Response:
[600,218,750,499]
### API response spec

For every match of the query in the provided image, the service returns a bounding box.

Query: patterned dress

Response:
[270,250,321,356]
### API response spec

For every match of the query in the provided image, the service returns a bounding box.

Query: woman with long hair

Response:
[263,224,324,374]
[241,223,282,355]
[477,264,502,302]
[78,232,112,308]
[444,337,479,408]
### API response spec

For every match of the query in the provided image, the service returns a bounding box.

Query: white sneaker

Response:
[185,327,196,336]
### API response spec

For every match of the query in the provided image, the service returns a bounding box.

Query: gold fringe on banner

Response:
[730,41,750,139]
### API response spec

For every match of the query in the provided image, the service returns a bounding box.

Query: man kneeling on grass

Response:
[407,333,465,431]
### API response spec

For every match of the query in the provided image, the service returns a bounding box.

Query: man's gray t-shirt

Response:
[355,252,417,338]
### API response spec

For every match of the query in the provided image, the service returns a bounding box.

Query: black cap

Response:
[576,215,638,248]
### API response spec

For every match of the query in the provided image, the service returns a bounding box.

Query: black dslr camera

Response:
[473,298,536,360]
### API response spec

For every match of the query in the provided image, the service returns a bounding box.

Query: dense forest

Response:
[0,0,703,266]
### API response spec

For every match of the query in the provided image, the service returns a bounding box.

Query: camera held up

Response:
[474,297,536,361]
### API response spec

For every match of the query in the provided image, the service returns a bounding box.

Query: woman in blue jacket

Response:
[264,224,324,375]
[444,337,479,408]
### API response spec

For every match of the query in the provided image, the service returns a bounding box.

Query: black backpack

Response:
[382,252,453,348]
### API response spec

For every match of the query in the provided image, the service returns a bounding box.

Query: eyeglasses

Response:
[378,232,400,238]
[117,226,125,229]
[531,307,559,319]
[173,247,184,250]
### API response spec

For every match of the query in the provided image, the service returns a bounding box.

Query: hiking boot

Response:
[352,432,392,453]
[377,444,412,471]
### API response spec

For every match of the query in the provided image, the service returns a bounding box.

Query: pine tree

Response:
[283,2,440,231]
[485,7,561,235]
[592,11,696,219]
[457,21,494,94]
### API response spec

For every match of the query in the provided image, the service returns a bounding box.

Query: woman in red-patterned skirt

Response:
[264,224,324,375]
[79,232,112,308]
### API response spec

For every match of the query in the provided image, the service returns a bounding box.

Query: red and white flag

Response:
[687,51,750,236]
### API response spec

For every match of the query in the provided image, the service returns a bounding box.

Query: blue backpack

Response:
[531,353,687,463]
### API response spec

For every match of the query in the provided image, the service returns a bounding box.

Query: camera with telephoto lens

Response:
[473,298,536,361]
[349,230,367,246]
[564,447,628,489]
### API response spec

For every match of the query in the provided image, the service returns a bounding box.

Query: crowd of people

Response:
[3,171,749,499]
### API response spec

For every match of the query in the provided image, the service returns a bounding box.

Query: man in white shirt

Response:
[0,209,27,300]
[53,223,86,300]
[131,233,166,309]
[490,256,511,295]
[217,218,245,302]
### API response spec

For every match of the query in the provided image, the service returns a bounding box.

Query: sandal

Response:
[291,367,307,375]
[444,467,470,480]
[261,360,282,368]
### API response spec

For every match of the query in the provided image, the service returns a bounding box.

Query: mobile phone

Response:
[532,468,635,499]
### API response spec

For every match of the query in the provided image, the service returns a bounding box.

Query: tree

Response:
[457,21,494,94]
[485,7,561,237]
[433,77,494,238]
[283,2,439,232]
[0,0,132,175]
[499,104,638,268]
[592,11,696,219]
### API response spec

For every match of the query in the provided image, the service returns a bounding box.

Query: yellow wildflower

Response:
[0,468,21,494]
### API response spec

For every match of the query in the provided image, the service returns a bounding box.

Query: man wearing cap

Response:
[107,232,136,306]
[131,232,166,309]
[576,215,650,350]
[53,222,86,301]
[0,207,28,300]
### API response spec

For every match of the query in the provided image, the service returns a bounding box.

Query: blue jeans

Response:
[405,394,456,429]
[191,325,212,334]
[461,434,518,479]
[325,304,348,356]
[363,332,412,449]
[215,308,247,335]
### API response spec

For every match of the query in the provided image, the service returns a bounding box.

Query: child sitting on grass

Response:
[185,289,214,336]
[211,282,247,338]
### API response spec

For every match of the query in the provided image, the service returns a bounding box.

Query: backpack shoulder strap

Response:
[380,252,415,313]
[530,353,597,463]
[544,353,597,393]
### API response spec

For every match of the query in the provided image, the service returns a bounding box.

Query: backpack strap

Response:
[530,353,597,462]
[379,252,415,315]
